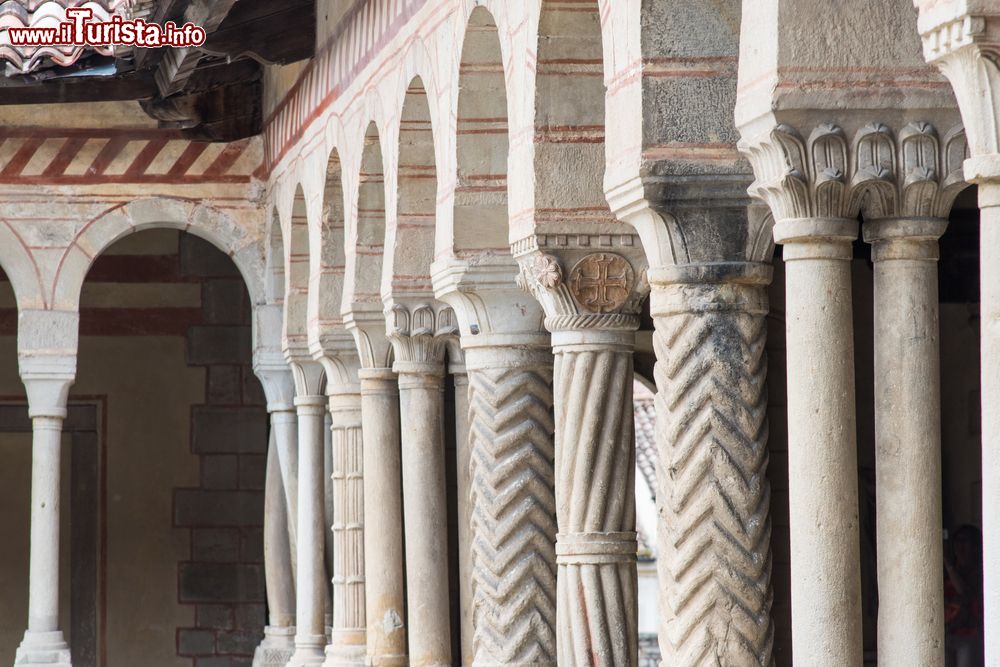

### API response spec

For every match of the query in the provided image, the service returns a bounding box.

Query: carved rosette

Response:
[514,233,648,666]
[739,121,968,223]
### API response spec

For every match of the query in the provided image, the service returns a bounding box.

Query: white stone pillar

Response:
[864,217,947,666]
[288,361,329,667]
[389,306,453,667]
[256,428,297,667]
[650,263,774,665]
[16,366,75,667]
[449,361,474,667]
[775,217,863,666]
[358,368,407,666]
[324,388,366,666]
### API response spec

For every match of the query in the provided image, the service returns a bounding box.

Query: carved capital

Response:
[914,3,1000,179]
[740,121,968,222]
[513,233,649,334]
[431,256,549,350]
[288,358,326,398]
[253,361,296,413]
[386,302,458,370]
[343,302,394,371]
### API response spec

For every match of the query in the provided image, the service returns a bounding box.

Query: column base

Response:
[321,641,365,667]
[14,631,72,666]
[253,626,296,667]
[286,643,326,667]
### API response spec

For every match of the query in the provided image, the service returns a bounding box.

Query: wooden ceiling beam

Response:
[154,0,240,97]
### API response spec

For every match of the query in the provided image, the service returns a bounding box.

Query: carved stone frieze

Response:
[740,121,968,222]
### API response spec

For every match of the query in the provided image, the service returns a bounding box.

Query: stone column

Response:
[775,217,863,665]
[358,368,407,666]
[517,246,647,666]
[288,361,329,667]
[388,304,454,667]
[433,260,559,667]
[324,387,366,666]
[256,429,297,667]
[255,365,301,665]
[649,263,774,665]
[16,369,75,667]
[863,217,948,666]
[449,360,474,667]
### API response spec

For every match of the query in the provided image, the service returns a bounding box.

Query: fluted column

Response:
[16,371,75,667]
[776,218,863,665]
[516,246,647,667]
[288,362,329,667]
[863,217,948,666]
[256,429,297,666]
[650,263,774,665]
[388,304,454,667]
[324,388,366,666]
[358,368,407,666]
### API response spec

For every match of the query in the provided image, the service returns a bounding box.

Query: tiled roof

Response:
[0,1,133,73]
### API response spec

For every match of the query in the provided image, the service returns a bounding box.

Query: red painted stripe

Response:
[42,137,88,177]
[124,139,169,177]
[168,142,210,177]
[204,141,247,176]
[89,136,131,175]
[1,137,44,177]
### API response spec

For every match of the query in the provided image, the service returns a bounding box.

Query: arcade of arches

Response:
[3,0,1000,666]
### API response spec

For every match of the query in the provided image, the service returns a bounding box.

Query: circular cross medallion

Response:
[568,253,634,314]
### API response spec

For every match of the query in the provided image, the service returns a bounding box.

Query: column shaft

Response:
[325,391,366,665]
[273,409,299,564]
[981,194,1000,664]
[256,428,297,666]
[465,347,557,666]
[552,331,638,667]
[779,220,863,665]
[289,396,329,666]
[398,366,451,667]
[16,413,72,666]
[451,366,474,667]
[652,269,773,665]
[359,369,408,666]
[866,219,946,666]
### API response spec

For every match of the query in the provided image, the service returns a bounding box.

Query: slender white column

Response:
[775,217,863,666]
[256,428,297,667]
[864,217,947,666]
[359,368,407,666]
[16,371,74,667]
[450,363,474,667]
[273,407,299,576]
[288,391,329,667]
[324,389,366,666]
[980,183,1000,663]
[396,359,451,667]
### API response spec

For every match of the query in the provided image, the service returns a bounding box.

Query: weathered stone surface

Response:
[179,563,266,603]
[192,407,268,454]
[175,490,264,527]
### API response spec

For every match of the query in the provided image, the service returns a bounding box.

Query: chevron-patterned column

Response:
[650,264,774,666]
[465,345,558,666]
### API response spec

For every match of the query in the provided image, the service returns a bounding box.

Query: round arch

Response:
[0,215,46,311]
[51,197,265,312]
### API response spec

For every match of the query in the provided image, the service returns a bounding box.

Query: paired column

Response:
[358,368,408,666]
[650,263,774,665]
[449,361,474,667]
[324,388,366,666]
[865,218,947,665]
[391,321,452,667]
[16,373,75,667]
[464,341,557,666]
[774,217,863,665]
[288,362,329,667]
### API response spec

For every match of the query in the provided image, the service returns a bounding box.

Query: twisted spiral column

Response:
[325,389,366,666]
[650,265,774,666]
[550,323,638,667]
[465,344,558,667]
